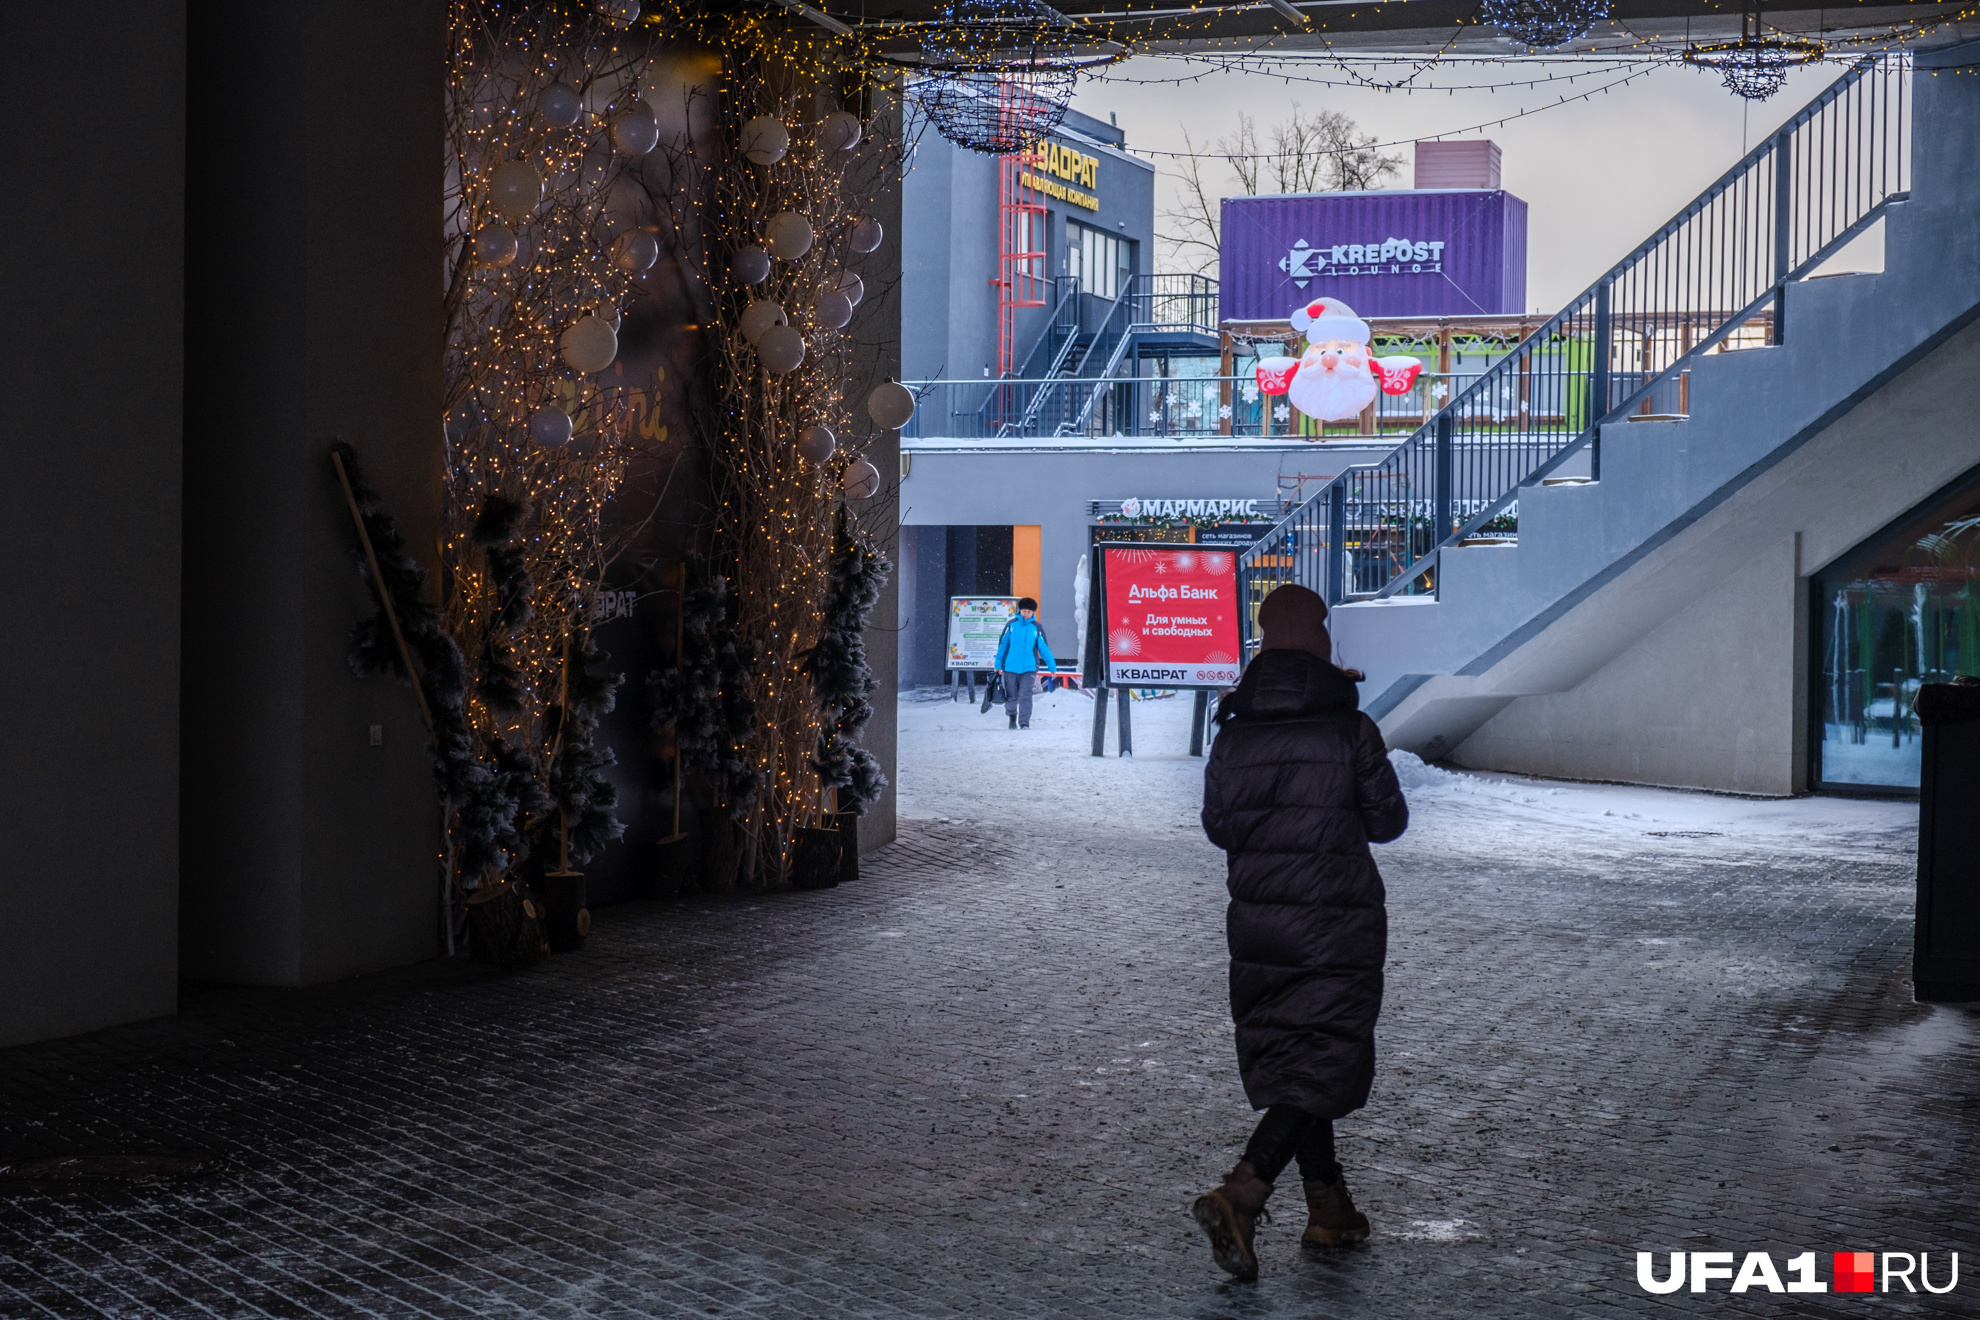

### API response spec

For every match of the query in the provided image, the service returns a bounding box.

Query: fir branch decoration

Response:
[648,559,761,819]
[540,632,626,865]
[804,510,891,816]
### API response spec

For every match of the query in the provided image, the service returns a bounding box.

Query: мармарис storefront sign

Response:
[1280,237,1447,288]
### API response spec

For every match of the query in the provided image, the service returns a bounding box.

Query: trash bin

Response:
[1914,677,1980,1002]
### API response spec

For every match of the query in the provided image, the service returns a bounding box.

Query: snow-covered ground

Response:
[896,685,1919,863]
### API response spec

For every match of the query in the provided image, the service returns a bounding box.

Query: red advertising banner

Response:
[1100,545,1243,687]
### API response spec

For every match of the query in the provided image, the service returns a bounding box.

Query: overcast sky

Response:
[1071,57,1864,310]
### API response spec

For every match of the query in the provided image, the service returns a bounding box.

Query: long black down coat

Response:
[1201,649,1408,1117]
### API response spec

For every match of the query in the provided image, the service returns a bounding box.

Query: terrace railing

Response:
[1237,53,1911,644]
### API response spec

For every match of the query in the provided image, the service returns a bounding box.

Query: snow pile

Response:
[1387,749,1454,791]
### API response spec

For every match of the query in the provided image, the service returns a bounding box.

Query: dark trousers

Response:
[1241,1104,1341,1185]
[1001,670,1036,725]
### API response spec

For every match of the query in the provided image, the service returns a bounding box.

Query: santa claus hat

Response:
[1289,297,1369,344]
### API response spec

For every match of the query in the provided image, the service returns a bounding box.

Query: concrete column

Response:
[180,2,446,984]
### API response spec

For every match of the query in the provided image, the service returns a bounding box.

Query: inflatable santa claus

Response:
[1255,297,1423,423]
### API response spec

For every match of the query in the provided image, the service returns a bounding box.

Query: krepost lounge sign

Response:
[1100,545,1243,688]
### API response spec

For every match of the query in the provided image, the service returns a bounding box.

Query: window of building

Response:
[1813,468,1980,792]
[1065,221,1133,300]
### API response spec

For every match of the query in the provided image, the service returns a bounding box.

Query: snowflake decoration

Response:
[1218,404,1233,420]
[1273,404,1290,423]
[1432,383,1449,401]
[1241,384,1259,404]
[1148,410,1161,424]
[1185,400,1203,417]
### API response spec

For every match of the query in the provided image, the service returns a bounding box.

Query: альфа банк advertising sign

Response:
[1100,546,1241,688]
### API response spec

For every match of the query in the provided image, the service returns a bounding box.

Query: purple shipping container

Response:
[1219,189,1528,322]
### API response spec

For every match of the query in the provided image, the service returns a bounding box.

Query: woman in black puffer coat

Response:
[1191,584,1407,1281]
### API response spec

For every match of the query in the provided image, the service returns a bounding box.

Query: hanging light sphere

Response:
[594,0,641,27]
[842,459,882,499]
[827,270,864,307]
[867,378,917,429]
[1480,0,1610,49]
[529,405,574,448]
[589,303,622,331]
[611,103,659,156]
[733,245,772,284]
[538,83,583,126]
[738,299,787,344]
[763,211,815,260]
[797,423,836,463]
[490,161,542,221]
[561,314,619,373]
[473,223,518,268]
[612,228,659,273]
[849,216,884,255]
[740,116,791,165]
[757,325,806,374]
[819,110,864,152]
[816,290,854,330]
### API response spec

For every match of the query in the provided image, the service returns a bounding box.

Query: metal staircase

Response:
[1238,54,1914,639]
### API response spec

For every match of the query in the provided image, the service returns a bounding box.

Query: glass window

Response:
[1814,471,1980,790]
[1066,222,1130,300]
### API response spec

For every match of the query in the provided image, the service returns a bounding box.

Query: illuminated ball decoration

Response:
[490,161,543,221]
[867,378,918,429]
[538,83,582,126]
[733,246,772,284]
[530,405,574,448]
[849,216,884,255]
[819,110,863,152]
[914,0,1084,154]
[738,299,788,344]
[561,314,619,373]
[797,424,836,462]
[827,270,864,306]
[842,459,882,499]
[763,211,814,260]
[473,223,518,268]
[1481,0,1609,48]
[757,325,807,374]
[740,116,791,165]
[612,229,659,273]
[611,103,659,156]
[816,290,854,330]
[590,303,623,331]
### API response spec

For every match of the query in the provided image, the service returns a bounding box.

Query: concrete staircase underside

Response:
[1335,52,1980,795]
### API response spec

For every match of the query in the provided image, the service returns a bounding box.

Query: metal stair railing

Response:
[1003,278,1089,435]
[1060,274,1224,436]
[1238,53,1911,645]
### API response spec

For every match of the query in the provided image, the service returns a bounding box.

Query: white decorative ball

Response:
[815,290,854,330]
[829,270,864,307]
[867,378,917,429]
[763,211,814,260]
[473,224,517,268]
[538,84,582,126]
[590,303,622,331]
[849,216,884,254]
[841,459,881,499]
[561,314,619,373]
[612,229,659,273]
[490,161,542,221]
[611,103,658,156]
[740,116,790,165]
[796,424,836,462]
[819,110,863,152]
[737,300,787,344]
[529,406,574,447]
[732,246,771,285]
[757,325,806,373]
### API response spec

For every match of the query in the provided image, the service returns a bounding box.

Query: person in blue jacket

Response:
[993,597,1056,730]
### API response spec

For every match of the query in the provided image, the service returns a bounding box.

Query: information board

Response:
[1099,545,1242,688]
[946,596,1019,670]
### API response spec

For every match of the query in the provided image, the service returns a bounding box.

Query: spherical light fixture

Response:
[611,103,659,156]
[733,246,772,284]
[829,270,865,306]
[867,378,917,429]
[490,161,542,221]
[842,459,881,499]
[738,300,788,344]
[612,229,659,273]
[529,405,574,448]
[473,224,518,268]
[757,325,806,373]
[797,424,836,462]
[815,290,854,330]
[538,84,583,127]
[819,110,864,151]
[849,216,884,255]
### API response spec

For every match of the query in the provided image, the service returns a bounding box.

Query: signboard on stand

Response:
[1099,545,1242,689]
[946,596,1020,671]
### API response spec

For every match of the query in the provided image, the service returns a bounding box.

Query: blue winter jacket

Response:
[994,615,1057,675]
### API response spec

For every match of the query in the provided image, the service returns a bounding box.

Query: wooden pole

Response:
[331,450,435,743]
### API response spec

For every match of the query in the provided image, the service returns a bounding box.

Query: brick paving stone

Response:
[0,691,1975,1318]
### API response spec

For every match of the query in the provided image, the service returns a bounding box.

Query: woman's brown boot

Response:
[1300,1175,1370,1247]
[1192,1160,1274,1280]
